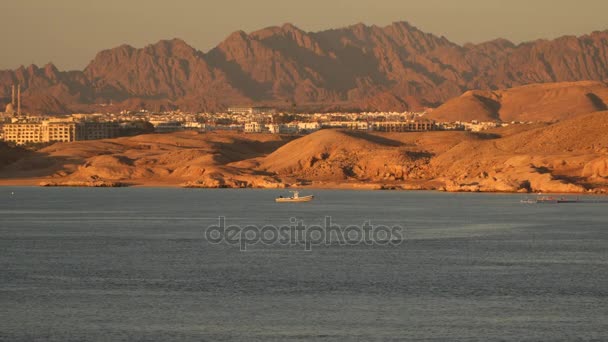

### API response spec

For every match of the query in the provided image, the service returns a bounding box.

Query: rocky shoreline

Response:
[39,180,127,188]
[14,179,603,195]
[1,112,607,195]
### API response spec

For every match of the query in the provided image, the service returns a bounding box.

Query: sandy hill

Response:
[1,115,607,193]
[496,111,608,153]
[429,111,608,192]
[0,142,28,168]
[261,130,413,182]
[0,132,293,187]
[428,81,608,122]
[259,114,608,192]
[259,129,476,183]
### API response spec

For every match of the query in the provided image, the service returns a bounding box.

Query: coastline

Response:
[1,178,606,195]
[2,121,607,195]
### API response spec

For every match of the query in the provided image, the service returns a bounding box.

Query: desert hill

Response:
[0,132,294,187]
[1,112,607,193]
[0,142,28,169]
[1,22,608,113]
[428,111,608,192]
[259,129,469,183]
[428,81,608,122]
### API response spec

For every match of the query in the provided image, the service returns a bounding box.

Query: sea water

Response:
[1,187,607,341]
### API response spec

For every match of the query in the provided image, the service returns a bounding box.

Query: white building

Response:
[265,124,280,134]
[183,122,207,132]
[244,122,265,133]
[297,122,321,133]
[150,121,183,133]
[263,123,300,134]
[324,121,369,130]
[228,106,277,115]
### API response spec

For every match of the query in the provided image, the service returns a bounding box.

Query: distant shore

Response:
[1,115,607,195]
[1,178,606,195]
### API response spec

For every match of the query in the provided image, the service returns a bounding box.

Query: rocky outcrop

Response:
[582,158,608,179]
[39,179,126,187]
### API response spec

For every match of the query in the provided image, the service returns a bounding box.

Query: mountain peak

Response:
[43,63,59,76]
[147,38,198,57]
[156,38,190,46]
[389,21,415,29]
[27,64,39,73]
[280,23,302,32]
[249,23,308,41]
[226,30,249,41]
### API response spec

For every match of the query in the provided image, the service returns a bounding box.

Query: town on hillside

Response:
[0,85,523,146]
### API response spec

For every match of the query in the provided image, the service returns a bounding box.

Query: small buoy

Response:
[11,192,14,195]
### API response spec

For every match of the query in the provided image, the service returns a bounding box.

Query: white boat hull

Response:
[275,195,314,203]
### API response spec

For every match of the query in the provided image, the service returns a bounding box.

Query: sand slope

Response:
[1,113,607,193]
[429,81,608,122]
[0,132,293,188]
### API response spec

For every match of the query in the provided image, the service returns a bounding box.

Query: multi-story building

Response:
[245,122,265,133]
[2,120,120,145]
[183,122,207,132]
[371,120,435,132]
[79,122,120,140]
[3,122,48,144]
[228,106,277,115]
[297,122,321,133]
[324,121,369,130]
[264,123,299,134]
[43,122,78,142]
[149,121,183,133]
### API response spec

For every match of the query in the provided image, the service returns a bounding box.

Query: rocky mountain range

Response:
[1,22,607,114]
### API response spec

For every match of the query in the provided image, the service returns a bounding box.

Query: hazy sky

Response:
[1,0,607,70]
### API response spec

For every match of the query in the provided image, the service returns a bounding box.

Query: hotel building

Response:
[3,120,120,145]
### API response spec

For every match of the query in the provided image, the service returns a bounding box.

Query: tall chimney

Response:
[17,84,21,116]
[11,85,15,106]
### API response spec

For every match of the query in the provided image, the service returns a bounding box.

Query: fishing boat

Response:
[275,191,314,203]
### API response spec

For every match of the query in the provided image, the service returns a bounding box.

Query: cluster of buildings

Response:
[243,119,436,134]
[1,117,121,145]
[0,87,123,145]
[1,98,515,145]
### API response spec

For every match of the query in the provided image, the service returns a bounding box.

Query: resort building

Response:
[79,121,120,140]
[297,122,321,133]
[2,120,120,145]
[3,122,47,144]
[227,106,277,115]
[43,121,79,143]
[371,120,435,132]
[324,121,370,130]
[149,120,183,133]
[245,122,266,133]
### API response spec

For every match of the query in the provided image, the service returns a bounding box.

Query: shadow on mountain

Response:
[205,49,269,101]
[0,151,81,180]
[586,93,608,111]
[208,137,296,164]
[259,35,390,92]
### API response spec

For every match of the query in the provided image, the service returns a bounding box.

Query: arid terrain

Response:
[1,22,608,113]
[1,110,607,193]
[428,81,608,122]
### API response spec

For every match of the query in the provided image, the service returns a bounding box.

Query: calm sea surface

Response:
[1,187,607,341]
